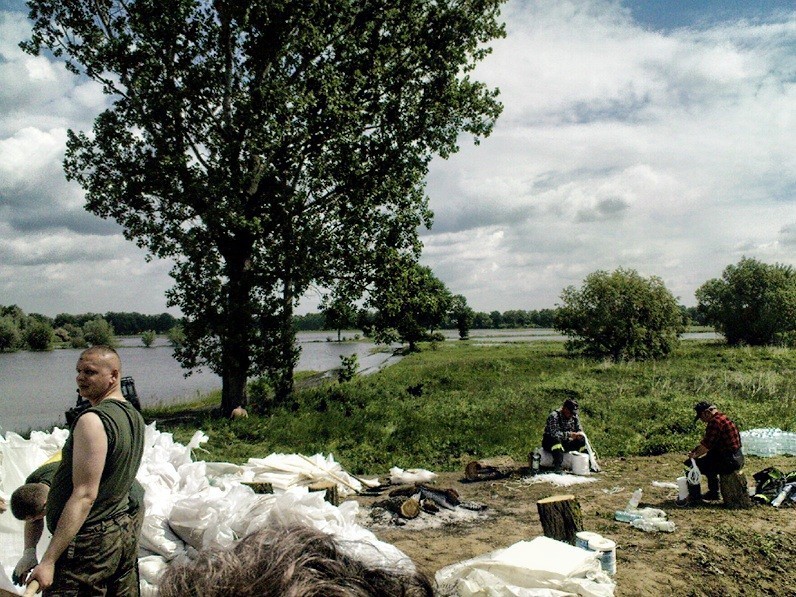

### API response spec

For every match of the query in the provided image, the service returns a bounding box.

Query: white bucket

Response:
[570,452,589,475]
[575,531,602,551]
[676,476,689,501]
[589,537,617,575]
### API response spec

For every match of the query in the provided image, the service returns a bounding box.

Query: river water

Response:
[0,329,719,434]
[0,331,394,434]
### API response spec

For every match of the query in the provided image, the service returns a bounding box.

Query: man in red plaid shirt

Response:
[687,401,744,501]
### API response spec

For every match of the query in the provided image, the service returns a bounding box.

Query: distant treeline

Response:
[54,311,179,335]
[294,306,708,332]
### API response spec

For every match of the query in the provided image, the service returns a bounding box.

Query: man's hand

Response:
[12,548,38,585]
[570,431,584,440]
[28,560,54,592]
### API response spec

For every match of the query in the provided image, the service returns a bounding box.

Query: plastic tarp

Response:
[0,423,413,595]
[435,536,615,597]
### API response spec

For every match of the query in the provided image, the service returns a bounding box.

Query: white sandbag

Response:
[139,514,186,560]
[389,467,437,484]
[435,536,615,597]
[138,554,169,585]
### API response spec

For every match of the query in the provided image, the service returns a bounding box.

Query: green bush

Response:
[24,319,55,351]
[141,330,156,347]
[83,317,116,346]
[0,316,22,352]
[696,257,796,346]
[555,268,684,361]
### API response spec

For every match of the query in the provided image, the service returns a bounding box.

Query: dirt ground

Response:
[352,455,796,597]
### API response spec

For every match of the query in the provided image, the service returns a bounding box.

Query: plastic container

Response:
[575,531,602,551]
[614,510,642,523]
[531,449,541,474]
[589,537,617,575]
[676,476,688,501]
[638,507,667,520]
[627,488,642,510]
[570,451,589,475]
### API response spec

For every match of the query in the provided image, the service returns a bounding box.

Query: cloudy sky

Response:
[1,0,794,317]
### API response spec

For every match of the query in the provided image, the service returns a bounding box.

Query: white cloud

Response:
[0,0,794,316]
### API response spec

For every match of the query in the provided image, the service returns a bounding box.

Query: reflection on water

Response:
[0,329,720,433]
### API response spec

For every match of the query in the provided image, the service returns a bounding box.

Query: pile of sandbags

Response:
[0,424,413,596]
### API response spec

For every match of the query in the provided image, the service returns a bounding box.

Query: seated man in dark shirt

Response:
[687,401,744,502]
[542,398,586,472]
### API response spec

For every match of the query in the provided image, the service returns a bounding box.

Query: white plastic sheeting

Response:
[0,423,413,595]
[435,536,615,597]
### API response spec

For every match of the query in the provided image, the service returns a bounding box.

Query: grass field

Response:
[148,340,796,473]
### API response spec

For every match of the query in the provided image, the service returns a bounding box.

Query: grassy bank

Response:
[148,340,796,473]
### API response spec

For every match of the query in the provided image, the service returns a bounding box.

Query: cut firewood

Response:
[400,497,421,519]
[465,456,523,481]
[536,494,583,545]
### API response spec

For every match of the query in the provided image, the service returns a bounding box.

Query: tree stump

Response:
[720,470,752,510]
[536,494,583,544]
[464,456,523,481]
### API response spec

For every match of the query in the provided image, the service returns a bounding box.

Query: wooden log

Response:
[242,481,274,494]
[464,456,523,481]
[373,496,421,519]
[536,494,583,544]
[309,481,340,506]
[720,470,752,510]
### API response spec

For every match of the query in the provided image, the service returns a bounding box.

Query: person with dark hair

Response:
[686,401,744,502]
[10,460,145,586]
[159,525,435,597]
[542,398,586,473]
[24,346,145,595]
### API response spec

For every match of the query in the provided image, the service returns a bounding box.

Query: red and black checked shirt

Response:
[702,410,742,454]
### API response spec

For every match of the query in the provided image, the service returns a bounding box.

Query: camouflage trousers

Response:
[45,511,140,597]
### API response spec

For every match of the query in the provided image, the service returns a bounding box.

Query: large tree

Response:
[554,268,684,361]
[24,0,504,414]
[369,262,453,351]
[696,257,796,345]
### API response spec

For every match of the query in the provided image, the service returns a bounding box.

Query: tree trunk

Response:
[220,249,254,417]
[536,494,583,544]
[720,471,753,510]
[272,282,297,406]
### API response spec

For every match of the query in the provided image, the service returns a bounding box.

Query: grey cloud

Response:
[780,224,796,247]
[530,168,620,193]
[426,202,537,234]
[5,206,120,236]
[575,197,630,223]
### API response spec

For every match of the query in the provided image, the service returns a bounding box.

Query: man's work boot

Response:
[687,482,703,505]
[702,476,720,501]
[552,449,564,474]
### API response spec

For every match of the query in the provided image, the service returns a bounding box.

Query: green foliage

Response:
[24,319,55,351]
[0,316,22,352]
[82,317,116,346]
[450,294,475,340]
[322,298,358,342]
[370,263,453,351]
[696,257,796,346]
[338,354,359,383]
[141,330,157,347]
[23,0,504,415]
[153,341,796,473]
[166,325,186,348]
[555,268,685,361]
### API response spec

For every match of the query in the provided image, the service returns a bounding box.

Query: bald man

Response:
[26,346,145,596]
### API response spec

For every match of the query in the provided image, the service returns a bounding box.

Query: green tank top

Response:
[47,399,145,533]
